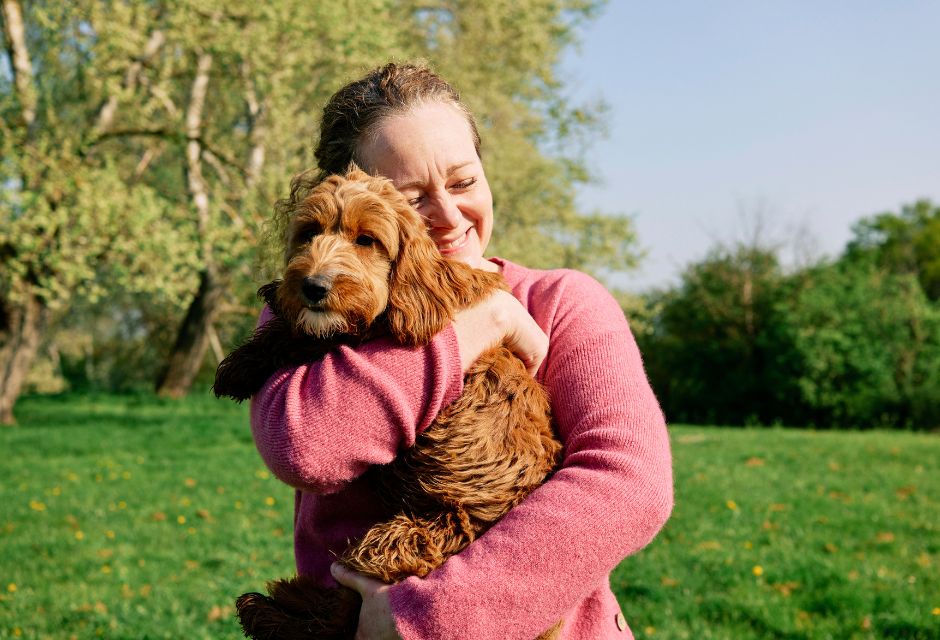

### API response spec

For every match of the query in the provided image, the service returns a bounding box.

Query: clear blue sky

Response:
[561,1,940,291]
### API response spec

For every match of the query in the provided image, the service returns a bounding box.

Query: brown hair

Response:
[314,62,482,177]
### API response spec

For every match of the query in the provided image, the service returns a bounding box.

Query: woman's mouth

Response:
[436,228,470,254]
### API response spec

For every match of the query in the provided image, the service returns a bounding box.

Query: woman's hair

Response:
[314,62,482,177]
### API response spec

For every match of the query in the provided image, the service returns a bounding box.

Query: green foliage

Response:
[639,244,802,426]
[846,200,940,301]
[4,0,636,395]
[786,258,940,429]
[3,394,939,638]
[639,201,940,430]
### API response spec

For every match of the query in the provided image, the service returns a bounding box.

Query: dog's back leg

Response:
[340,511,477,584]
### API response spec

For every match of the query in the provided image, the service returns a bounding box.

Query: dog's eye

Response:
[297,227,320,243]
[355,234,375,247]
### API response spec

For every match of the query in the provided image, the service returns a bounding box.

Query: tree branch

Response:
[241,61,267,191]
[95,29,166,133]
[1,0,37,132]
[185,51,214,262]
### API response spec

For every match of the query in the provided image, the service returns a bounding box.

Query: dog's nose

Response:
[301,276,329,304]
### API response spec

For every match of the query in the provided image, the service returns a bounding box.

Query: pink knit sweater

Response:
[250,257,673,640]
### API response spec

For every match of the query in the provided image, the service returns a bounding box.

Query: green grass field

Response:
[1,394,938,639]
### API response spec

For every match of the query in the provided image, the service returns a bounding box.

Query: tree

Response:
[4,1,639,410]
[0,0,195,423]
[785,257,940,428]
[846,199,940,301]
[639,243,803,425]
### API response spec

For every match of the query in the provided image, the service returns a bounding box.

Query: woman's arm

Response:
[386,271,674,640]
[250,291,549,495]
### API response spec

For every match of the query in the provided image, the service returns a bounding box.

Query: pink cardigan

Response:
[250,257,673,640]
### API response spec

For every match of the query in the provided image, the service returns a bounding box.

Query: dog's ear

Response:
[257,281,282,310]
[386,208,455,345]
[385,200,504,345]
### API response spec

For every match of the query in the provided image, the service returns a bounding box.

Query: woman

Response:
[251,63,673,640]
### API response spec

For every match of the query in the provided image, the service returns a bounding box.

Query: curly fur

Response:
[214,167,563,639]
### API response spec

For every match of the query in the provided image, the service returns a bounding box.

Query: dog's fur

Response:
[214,167,563,640]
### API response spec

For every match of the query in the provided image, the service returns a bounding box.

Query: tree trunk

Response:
[0,292,48,425]
[156,50,217,398]
[155,267,223,397]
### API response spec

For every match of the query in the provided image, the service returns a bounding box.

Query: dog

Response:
[214,166,563,639]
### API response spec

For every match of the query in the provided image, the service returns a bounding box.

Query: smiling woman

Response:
[248,62,674,640]
[357,103,495,269]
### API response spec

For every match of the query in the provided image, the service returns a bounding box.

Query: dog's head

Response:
[274,166,488,345]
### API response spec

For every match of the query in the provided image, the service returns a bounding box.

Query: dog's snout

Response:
[301,276,330,304]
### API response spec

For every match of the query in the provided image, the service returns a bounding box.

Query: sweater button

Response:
[615,612,627,631]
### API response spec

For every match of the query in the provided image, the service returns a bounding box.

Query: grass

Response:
[0,394,938,639]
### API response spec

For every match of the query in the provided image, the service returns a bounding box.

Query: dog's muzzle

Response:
[301,275,330,305]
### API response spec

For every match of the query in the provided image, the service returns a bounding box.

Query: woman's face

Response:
[357,101,494,270]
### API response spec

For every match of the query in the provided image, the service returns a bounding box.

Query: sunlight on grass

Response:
[1,394,938,638]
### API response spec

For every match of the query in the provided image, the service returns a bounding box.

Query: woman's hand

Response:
[331,563,403,640]
[452,290,548,375]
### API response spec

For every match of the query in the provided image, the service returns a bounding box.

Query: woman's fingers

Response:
[505,309,549,375]
[330,564,401,640]
[330,562,371,592]
[452,290,548,374]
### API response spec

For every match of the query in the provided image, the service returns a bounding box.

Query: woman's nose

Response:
[425,192,463,229]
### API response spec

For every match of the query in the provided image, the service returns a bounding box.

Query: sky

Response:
[560,2,940,291]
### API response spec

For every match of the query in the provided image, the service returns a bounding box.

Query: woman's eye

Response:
[452,177,476,190]
[355,234,375,247]
[407,196,424,208]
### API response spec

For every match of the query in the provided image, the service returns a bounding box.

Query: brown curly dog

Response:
[213,167,563,640]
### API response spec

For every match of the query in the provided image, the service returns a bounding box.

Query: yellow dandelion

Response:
[177,515,186,525]
[29,500,47,512]
[51,486,62,496]
[7,583,16,593]
[13,628,22,637]
[118,501,127,510]
[105,530,115,540]
[255,469,270,479]
[743,541,753,549]
[644,626,656,636]
[932,607,940,616]
[180,497,192,507]
[234,501,243,510]
[187,527,197,535]
[75,531,85,541]
[264,497,276,506]
[185,478,197,487]
[726,500,738,511]
[753,565,764,577]
[101,565,111,574]
[66,472,79,482]
[121,471,131,480]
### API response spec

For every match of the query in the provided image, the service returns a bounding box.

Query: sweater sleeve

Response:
[387,271,674,640]
[249,316,465,495]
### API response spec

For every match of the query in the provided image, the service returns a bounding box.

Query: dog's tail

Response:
[236,575,360,639]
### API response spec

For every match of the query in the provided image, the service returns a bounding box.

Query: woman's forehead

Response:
[358,102,478,185]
